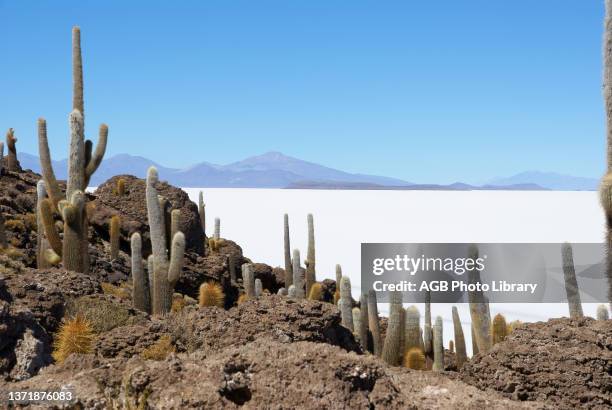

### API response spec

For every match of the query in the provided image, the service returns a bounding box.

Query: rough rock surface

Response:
[2,339,542,409]
[460,317,612,409]
[90,174,204,255]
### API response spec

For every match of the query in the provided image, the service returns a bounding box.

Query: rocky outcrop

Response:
[460,318,612,409]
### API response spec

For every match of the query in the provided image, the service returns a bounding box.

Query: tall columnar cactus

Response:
[305,213,316,295]
[399,307,406,358]
[367,290,383,357]
[228,254,237,283]
[382,291,403,366]
[561,242,584,319]
[283,214,293,289]
[358,293,369,351]
[405,305,421,351]
[601,0,612,312]
[492,313,508,345]
[254,278,263,298]
[146,167,186,315]
[334,264,342,304]
[432,316,444,371]
[37,27,108,274]
[292,249,304,298]
[131,232,150,313]
[451,306,467,368]
[467,245,491,353]
[214,217,220,240]
[339,276,354,331]
[36,180,51,269]
[423,289,433,355]
[6,128,19,172]
[110,215,120,260]
[449,340,454,353]
[471,325,479,356]
[198,191,207,255]
[147,255,154,303]
[352,308,361,336]
[597,304,610,320]
[242,263,255,298]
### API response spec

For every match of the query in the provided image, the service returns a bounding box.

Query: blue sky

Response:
[0,0,606,184]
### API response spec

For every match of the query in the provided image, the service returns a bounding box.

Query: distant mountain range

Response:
[16,151,597,190]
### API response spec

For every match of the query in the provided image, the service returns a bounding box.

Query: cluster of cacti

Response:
[601,2,612,312]
[305,213,316,295]
[561,242,584,319]
[38,27,108,274]
[145,167,186,315]
[5,128,19,172]
[199,282,225,307]
[130,232,151,313]
[467,245,491,353]
[381,291,403,366]
[338,276,354,331]
[242,263,255,298]
[308,282,323,300]
[110,215,120,260]
[491,313,508,345]
[432,316,444,371]
[52,315,94,364]
[292,249,305,298]
[404,347,426,370]
[597,304,609,320]
[451,306,467,367]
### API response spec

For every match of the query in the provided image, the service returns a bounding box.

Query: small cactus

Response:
[382,291,403,366]
[367,290,383,357]
[562,243,584,319]
[209,238,219,253]
[403,347,426,370]
[432,316,444,371]
[110,215,120,260]
[308,282,323,301]
[242,263,255,298]
[283,214,293,289]
[214,217,220,240]
[131,232,150,313]
[116,178,126,196]
[339,276,354,331]
[292,249,304,298]
[449,340,454,353]
[451,306,467,368]
[305,213,316,296]
[255,278,263,298]
[596,304,609,320]
[491,313,508,345]
[199,282,225,307]
[52,315,94,364]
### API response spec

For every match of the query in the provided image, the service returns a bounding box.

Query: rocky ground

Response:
[0,165,610,408]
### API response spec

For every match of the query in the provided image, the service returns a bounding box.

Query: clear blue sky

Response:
[0,0,606,184]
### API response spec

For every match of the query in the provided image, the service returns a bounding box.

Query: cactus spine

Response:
[597,304,610,320]
[305,213,316,295]
[467,245,491,353]
[242,263,255,298]
[561,242,584,318]
[404,306,421,352]
[254,278,263,298]
[146,167,185,315]
[283,214,293,289]
[451,306,467,368]
[601,0,612,312]
[37,27,108,274]
[131,232,150,313]
[367,290,383,357]
[339,276,354,331]
[214,217,220,240]
[382,291,403,366]
[292,249,304,298]
[492,313,508,345]
[110,215,120,260]
[5,128,19,172]
[432,316,444,371]
[36,180,51,269]
[358,293,369,351]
